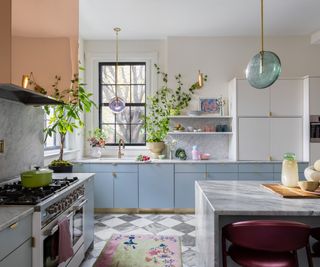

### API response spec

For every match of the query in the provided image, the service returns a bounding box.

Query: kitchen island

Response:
[195,181,320,267]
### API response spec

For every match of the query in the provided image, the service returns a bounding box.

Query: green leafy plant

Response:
[44,74,96,165]
[145,64,207,142]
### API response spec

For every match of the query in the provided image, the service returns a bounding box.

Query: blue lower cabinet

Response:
[175,173,205,208]
[73,163,90,173]
[114,173,138,208]
[139,164,174,208]
[207,172,238,180]
[94,173,114,208]
[238,172,274,181]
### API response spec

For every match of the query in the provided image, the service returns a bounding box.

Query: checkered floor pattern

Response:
[81,213,197,267]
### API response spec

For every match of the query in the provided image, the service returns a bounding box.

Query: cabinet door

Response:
[238,118,270,160]
[114,173,138,208]
[0,239,32,267]
[84,176,94,252]
[237,80,270,116]
[270,118,303,161]
[94,173,113,208]
[309,78,320,114]
[139,164,174,208]
[270,80,303,116]
[175,173,205,208]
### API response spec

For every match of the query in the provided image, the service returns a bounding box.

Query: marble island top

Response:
[196,180,320,216]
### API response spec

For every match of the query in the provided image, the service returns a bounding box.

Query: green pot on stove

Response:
[20,167,53,188]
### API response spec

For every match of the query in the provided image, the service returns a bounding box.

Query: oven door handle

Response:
[43,211,74,237]
[73,198,87,211]
[311,123,320,125]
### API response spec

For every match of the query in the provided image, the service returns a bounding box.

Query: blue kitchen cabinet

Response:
[84,176,94,251]
[93,173,114,208]
[114,172,138,208]
[73,163,91,173]
[175,173,205,208]
[0,239,32,267]
[139,164,174,208]
[238,163,274,181]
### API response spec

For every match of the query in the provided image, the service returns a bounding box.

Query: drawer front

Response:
[274,172,305,182]
[206,164,238,173]
[73,163,90,173]
[274,163,309,173]
[0,215,32,261]
[0,238,32,267]
[175,164,206,173]
[238,172,274,181]
[238,163,273,173]
[90,163,138,173]
[207,172,238,180]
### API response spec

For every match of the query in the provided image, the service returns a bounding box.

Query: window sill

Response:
[44,149,79,158]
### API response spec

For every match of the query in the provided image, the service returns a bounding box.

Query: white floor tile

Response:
[95,228,119,240]
[157,228,185,237]
[102,217,126,227]
[126,228,154,235]
[185,218,196,226]
[188,231,196,237]
[130,218,153,227]
[157,218,181,228]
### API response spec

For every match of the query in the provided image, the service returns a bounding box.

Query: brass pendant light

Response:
[109,27,126,113]
[246,0,281,89]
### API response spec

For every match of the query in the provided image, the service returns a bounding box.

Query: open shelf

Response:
[168,115,232,119]
[167,131,233,135]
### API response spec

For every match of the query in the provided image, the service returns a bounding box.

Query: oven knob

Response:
[47,206,56,214]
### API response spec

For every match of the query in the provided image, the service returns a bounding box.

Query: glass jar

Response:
[281,153,299,187]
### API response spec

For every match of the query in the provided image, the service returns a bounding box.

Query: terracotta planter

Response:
[146,142,165,158]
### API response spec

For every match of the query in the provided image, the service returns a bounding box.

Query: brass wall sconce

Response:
[198,70,204,88]
[21,72,47,95]
[21,74,30,89]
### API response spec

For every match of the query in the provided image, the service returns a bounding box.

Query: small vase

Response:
[91,146,102,158]
[220,106,224,116]
[146,142,165,159]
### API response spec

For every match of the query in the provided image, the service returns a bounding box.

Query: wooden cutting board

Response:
[261,184,320,198]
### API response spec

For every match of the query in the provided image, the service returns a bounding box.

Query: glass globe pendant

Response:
[109,28,126,113]
[246,0,281,89]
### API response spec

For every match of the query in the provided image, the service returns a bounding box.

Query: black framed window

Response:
[44,108,60,150]
[99,62,146,146]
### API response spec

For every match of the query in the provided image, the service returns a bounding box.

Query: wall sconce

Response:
[21,74,30,89]
[198,70,204,89]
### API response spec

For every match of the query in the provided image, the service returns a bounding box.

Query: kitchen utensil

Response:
[298,181,319,192]
[20,167,53,188]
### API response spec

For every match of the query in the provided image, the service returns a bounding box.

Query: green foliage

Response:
[44,73,97,161]
[145,64,208,142]
[48,160,73,167]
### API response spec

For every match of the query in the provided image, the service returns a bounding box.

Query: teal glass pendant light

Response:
[109,27,126,113]
[246,0,281,89]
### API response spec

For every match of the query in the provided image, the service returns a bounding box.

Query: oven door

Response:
[41,198,87,267]
[310,122,320,143]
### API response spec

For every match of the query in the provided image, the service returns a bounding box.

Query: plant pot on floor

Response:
[146,142,165,158]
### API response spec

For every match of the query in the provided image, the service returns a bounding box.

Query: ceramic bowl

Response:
[298,181,319,192]
[158,155,166,160]
[200,153,211,160]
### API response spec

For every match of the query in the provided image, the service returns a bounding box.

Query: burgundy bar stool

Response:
[310,227,320,256]
[222,220,313,267]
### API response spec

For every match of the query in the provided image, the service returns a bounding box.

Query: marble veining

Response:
[0,99,44,181]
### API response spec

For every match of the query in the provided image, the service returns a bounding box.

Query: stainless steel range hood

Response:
[0,83,63,105]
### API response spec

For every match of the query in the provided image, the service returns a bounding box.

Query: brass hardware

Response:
[31,237,35,248]
[198,70,204,88]
[269,111,272,117]
[204,172,208,179]
[0,140,4,153]
[9,222,18,230]
[118,139,125,159]
[22,75,29,88]
[112,172,117,178]
[269,156,272,161]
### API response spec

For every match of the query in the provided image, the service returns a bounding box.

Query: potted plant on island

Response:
[145,64,207,157]
[87,128,107,158]
[44,74,96,172]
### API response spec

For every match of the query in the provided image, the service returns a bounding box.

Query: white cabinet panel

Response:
[239,118,270,160]
[237,80,270,116]
[309,78,320,114]
[270,80,303,116]
[270,118,303,161]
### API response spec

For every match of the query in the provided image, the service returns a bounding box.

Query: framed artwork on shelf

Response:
[199,98,219,113]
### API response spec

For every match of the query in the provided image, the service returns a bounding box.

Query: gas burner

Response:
[0,176,79,205]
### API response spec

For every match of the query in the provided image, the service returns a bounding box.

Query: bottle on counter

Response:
[281,152,299,187]
[192,145,201,160]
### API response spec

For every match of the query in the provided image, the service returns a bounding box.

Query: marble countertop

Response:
[75,158,307,164]
[196,180,320,216]
[0,173,95,232]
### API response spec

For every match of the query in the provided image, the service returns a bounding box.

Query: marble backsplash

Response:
[0,99,44,181]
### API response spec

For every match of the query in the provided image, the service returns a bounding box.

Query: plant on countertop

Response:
[145,64,208,142]
[87,128,107,148]
[44,73,96,167]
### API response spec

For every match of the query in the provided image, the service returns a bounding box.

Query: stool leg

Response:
[221,234,228,267]
[306,243,314,267]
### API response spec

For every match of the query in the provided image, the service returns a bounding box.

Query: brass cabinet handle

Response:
[9,222,18,230]
[269,156,272,161]
[269,111,272,117]
[112,172,117,178]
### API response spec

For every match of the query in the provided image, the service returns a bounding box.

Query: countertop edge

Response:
[0,206,34,232]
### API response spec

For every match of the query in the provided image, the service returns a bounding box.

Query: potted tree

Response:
[44,74,96,172]
[145,65,207,157]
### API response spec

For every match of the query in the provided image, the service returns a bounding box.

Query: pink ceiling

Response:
[12,0,78,37]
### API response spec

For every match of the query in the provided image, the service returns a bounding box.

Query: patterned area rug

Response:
[94,234,182,267]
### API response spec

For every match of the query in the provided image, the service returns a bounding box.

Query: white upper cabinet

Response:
[309,77,320,115]
[237,80,270,117]
[237,79,303,117]
[270,80,303,117]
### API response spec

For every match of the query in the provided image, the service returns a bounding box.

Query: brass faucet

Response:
[118,139,125,159]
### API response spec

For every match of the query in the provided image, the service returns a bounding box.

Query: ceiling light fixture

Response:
[109,27,126,113]
[246,0,281,89]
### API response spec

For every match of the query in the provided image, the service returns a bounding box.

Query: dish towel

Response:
[58,217,74,263]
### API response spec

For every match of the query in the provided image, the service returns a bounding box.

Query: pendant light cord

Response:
[114,27,121,99]
[261,0,264,52]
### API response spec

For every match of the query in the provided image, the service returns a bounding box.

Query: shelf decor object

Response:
[198,70,204,88]
[109,27,126,113]
[246,0,281,89]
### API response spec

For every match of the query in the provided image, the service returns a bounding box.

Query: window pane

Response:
[102,124,115,143]
[131,106,145,123]
[101,65,115,84]
[102,85,130,103]
[131,124,145,144]
[116,124,130,143]
[115,107,130,124]
[116,65,130,84]
[131,85,145,103]
[45,135,55,147]
[101,107,115,123]
[131,65,145,84]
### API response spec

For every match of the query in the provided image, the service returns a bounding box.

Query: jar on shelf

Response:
[281,153,299,187]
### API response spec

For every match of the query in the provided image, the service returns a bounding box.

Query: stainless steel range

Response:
[0,176,88,267]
